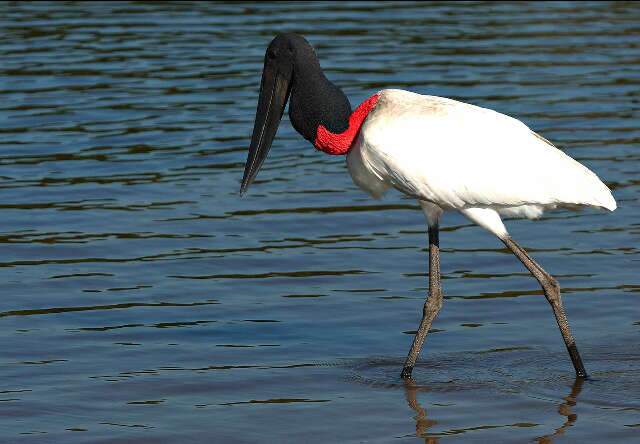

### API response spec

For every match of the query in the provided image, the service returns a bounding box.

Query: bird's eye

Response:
[267,49,277,59]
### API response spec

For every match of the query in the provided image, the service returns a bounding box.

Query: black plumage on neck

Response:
[282,34,352,142]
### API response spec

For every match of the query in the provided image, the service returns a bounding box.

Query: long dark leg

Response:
[401,223,443,379]
[502,236,588,378]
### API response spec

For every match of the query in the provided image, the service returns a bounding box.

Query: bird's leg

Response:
[401,223,443,379]
[502,236,588,378]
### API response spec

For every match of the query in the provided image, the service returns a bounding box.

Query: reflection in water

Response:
[404,378,439,443]
[536,378,584,444]
[404,377,584,442]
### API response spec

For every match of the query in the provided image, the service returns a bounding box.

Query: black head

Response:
[240,33,352,195]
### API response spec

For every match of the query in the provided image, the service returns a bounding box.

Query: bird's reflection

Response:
[403,378,439,443]
[403,376,584,443]
[536,377,584,443]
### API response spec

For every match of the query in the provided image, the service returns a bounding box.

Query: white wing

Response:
[357,89,616,212]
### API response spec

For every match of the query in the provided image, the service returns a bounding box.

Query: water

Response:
[1,1,638,442]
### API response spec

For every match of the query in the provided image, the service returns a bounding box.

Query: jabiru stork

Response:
[240,33,616,379]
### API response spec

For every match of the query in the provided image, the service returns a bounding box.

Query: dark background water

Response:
[1,1,638,442]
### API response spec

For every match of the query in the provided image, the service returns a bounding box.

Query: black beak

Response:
[240,59,293,195]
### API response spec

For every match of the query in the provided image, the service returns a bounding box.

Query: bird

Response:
[240,33,616,380]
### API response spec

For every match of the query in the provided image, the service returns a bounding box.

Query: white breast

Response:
[346,132,391,199]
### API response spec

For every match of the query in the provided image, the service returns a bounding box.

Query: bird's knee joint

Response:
[423,292,443,314]
[541,275,560,297]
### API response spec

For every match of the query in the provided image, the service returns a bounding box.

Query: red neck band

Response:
[314,93,380,155]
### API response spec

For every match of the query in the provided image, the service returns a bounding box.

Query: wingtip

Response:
[602,193,617,211]
[605,189,617,211]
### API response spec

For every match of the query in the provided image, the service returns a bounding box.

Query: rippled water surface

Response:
[1,2,639,442]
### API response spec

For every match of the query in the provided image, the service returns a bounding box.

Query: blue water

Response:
[1,2,638,442]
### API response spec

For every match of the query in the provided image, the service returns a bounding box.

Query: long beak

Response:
[240,61,292,195]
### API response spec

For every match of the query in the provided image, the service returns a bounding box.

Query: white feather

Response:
[346,89,616,238]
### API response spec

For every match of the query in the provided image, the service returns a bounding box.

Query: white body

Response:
[346,89,616,238]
